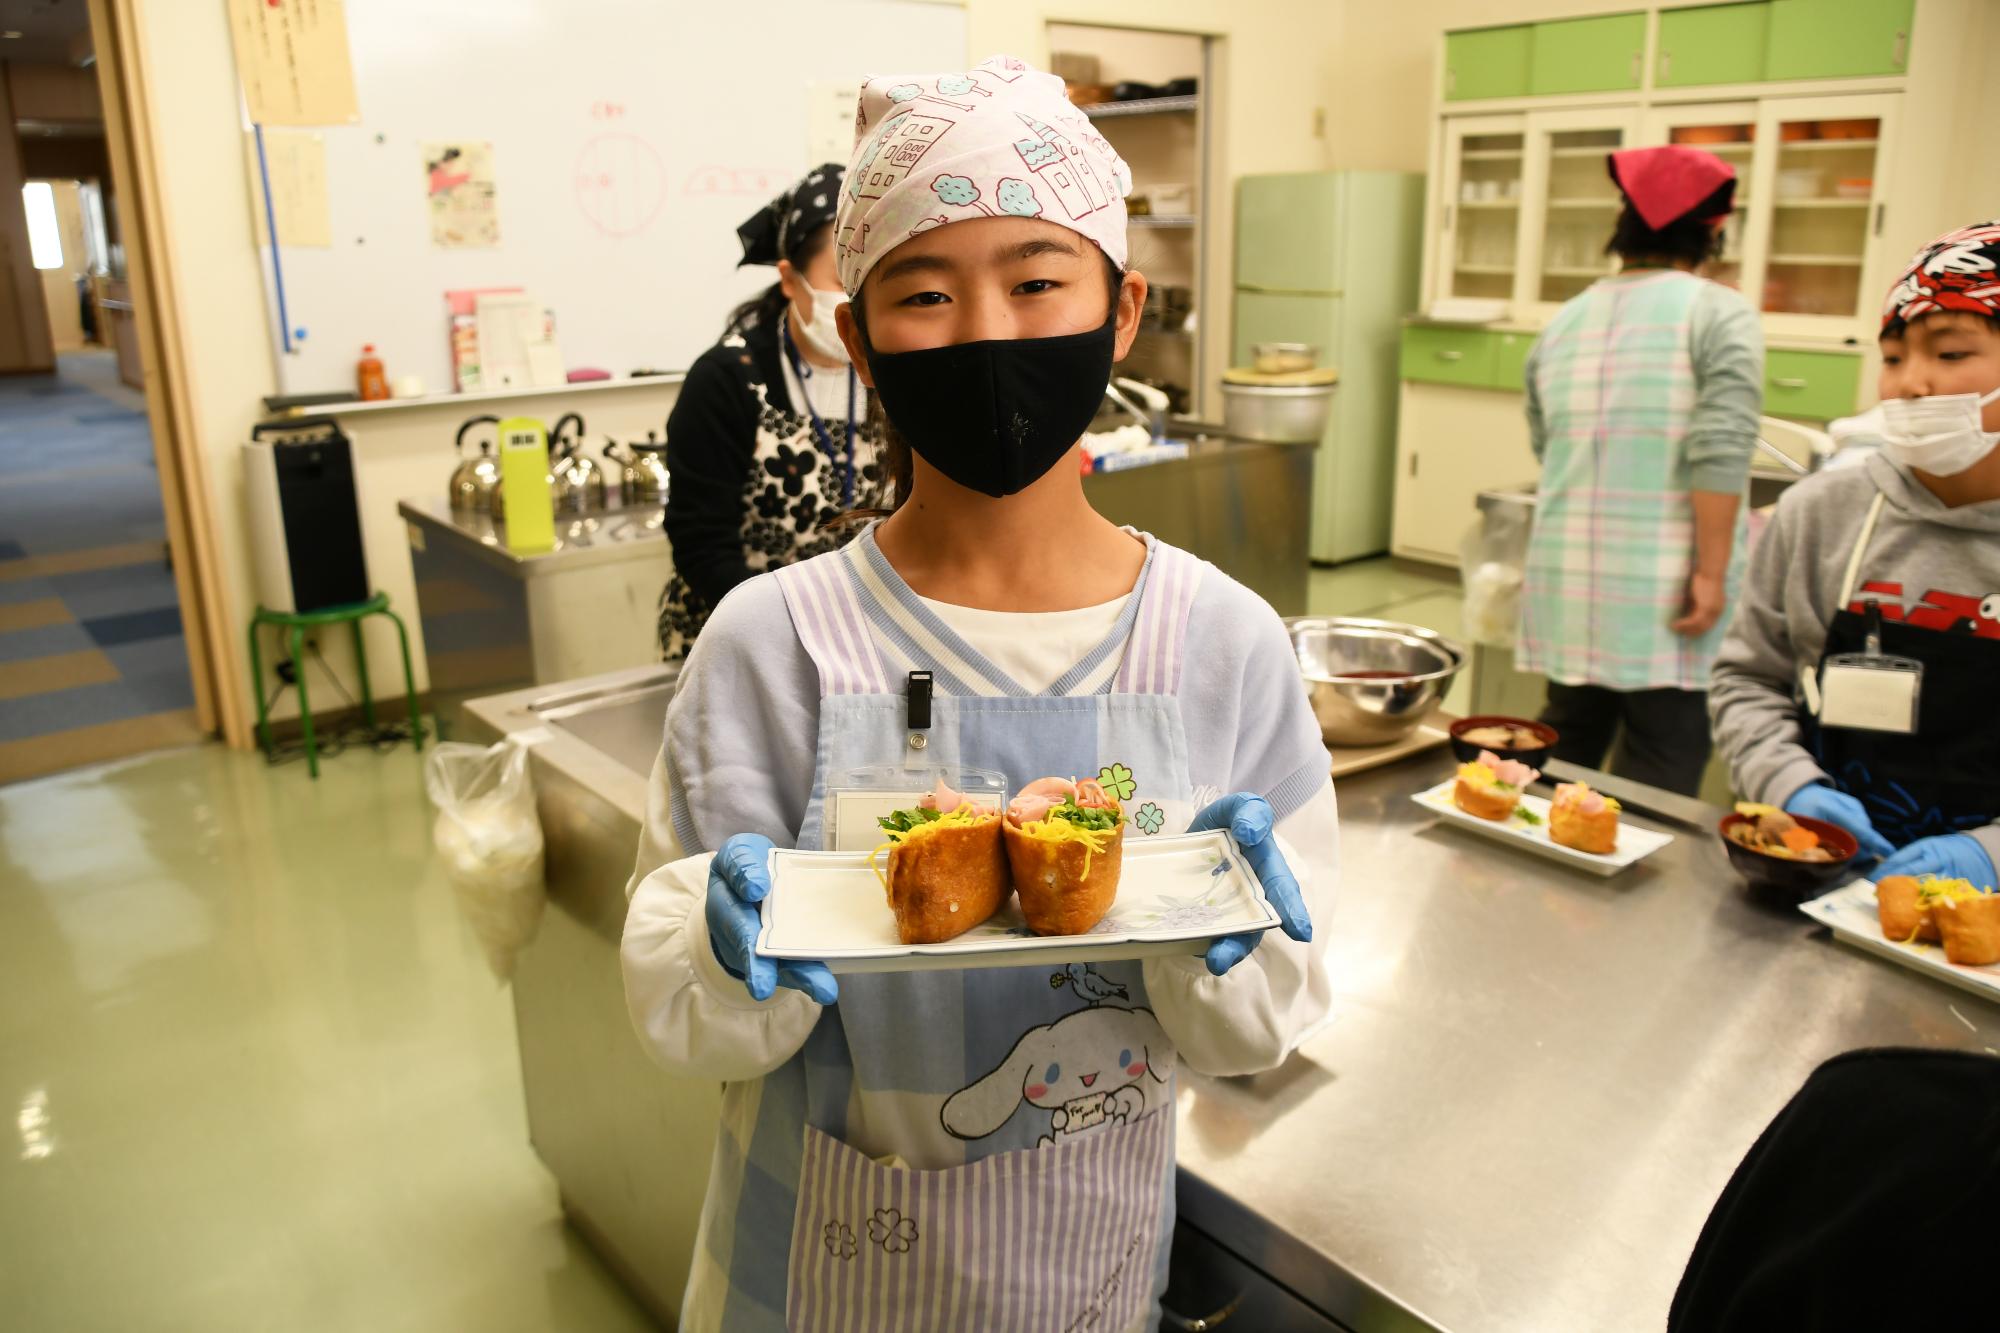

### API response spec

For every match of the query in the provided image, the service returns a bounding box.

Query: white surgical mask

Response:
[791,286,850,365]
[1835,385,2000,478]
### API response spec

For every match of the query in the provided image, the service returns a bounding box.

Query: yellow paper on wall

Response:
[496,417,555,554]
[225,0,361,126]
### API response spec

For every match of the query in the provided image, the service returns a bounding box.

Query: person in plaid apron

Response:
[1518,145,1763,796]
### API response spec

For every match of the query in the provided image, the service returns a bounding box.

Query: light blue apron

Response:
[767,527,1204,1332]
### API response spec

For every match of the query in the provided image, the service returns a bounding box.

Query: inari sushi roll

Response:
[1452,750,1538,822]
[1551,782,1620,855]
[874,783,1009,945]
[1002,777,1125,936]
[1925,879,2000,967]
[1876,874,1941,945]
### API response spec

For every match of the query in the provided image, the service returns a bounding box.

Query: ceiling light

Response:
[2,31,26,40]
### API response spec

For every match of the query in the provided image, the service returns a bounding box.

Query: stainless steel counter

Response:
[400,498,673,735]
[399,496,669,575]
[1173,750,2000,1332]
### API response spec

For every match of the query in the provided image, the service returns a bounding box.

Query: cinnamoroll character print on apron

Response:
[942,981,1176,1148]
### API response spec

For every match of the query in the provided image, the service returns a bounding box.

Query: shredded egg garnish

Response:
[1013,804,1121,878]
[870,803,994,891]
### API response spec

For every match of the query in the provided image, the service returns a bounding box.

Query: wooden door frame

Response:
[85,0,246,747]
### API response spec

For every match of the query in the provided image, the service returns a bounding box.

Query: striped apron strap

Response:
[1112,542,1205,696]
[773,550,892,697]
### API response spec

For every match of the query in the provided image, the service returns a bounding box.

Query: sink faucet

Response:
[1102,379,1165,441]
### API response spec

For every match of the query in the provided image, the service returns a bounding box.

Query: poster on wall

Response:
[424,142,500,249]
[245,130,332,248]
[225,0,361,126]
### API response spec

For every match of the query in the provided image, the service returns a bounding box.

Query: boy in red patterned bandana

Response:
[1711,221,2000,889]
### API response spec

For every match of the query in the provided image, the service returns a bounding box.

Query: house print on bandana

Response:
[1012,112,1111,222]
[852,110,956,205]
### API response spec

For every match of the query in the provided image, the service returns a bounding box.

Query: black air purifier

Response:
[243,418,370,613]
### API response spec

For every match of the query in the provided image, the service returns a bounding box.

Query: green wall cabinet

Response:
[1764,349,1863,421]
[1656,3,1771,87]
[1528,13,1647,96]
[1766,0,1914,81]
[1493,332,1534,392]
[1401,326,1500,388]
[1444,26,1531,102]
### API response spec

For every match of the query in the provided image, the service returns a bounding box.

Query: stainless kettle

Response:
[605,430,670,506]
[548,411,608,512]
[448,414,503,513]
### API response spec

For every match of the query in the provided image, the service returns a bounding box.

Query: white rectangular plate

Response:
[757,829,1280,974]
[1409,779,1673,877]
[1799,879,2000,1003]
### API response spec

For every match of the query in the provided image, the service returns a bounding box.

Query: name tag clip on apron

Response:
[822,672,1014,853]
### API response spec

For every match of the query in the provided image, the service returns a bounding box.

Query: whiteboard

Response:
[255,0,967,396]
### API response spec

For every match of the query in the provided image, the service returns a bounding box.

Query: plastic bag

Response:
[425,740,546,981]
[1459,498,1532,650]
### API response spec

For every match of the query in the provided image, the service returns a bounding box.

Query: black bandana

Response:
[736,163,846,268]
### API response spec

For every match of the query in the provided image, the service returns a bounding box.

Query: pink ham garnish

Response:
[1007,776,1077,825]
[1478,750,1540,789]
[1556,783,1608,816]
[920,780,993,817]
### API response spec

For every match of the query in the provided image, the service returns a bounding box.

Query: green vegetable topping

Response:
[878,806,946,834]
[1512,806,1544,826]
[1053,801,1121,832]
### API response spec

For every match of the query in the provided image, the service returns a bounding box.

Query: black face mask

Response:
[864,316,1115,498]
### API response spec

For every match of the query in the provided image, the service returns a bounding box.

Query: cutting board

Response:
[1325,712,1452,779]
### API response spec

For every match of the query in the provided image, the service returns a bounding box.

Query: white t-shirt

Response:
[780,346,868,427]
[916,594,1132,694]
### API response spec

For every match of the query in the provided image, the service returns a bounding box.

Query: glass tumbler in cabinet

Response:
[1763,115,1880,320]
[1449,131,1524,301]
[1538,128,1623,303]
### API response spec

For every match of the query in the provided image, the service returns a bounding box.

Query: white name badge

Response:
[1818,653,1922,735]
[825,789,934,853]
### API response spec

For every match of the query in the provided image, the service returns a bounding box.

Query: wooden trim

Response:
[86,0,248,747]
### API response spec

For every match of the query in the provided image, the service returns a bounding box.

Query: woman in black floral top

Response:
[658,165,890,659]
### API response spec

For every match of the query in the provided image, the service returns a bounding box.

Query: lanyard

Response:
[782,320,857,508]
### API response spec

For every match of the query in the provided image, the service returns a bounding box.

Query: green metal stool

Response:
[248,592,424,778]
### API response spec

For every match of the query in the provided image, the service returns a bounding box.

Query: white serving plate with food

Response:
[1409,779,1673,877]
[1798,879,2000,1003]
[757,829,1280,973]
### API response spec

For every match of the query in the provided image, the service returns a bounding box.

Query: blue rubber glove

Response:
[1187,793,1310,976]
[704,834,839,1005]
[1876,834,1998,888]
[1784,783,1896,863]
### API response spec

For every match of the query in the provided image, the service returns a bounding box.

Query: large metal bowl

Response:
[1284,617,1466,747]
[1220,382,1336,444]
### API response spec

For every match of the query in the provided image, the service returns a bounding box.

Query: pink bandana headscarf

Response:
[834,55,1132,297]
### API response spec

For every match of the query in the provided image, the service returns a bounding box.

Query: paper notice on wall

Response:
[225,0,361,126]
[476,293,564,390]
[246,129,331,248]
[805,79,861,166]
[425,141,501,249]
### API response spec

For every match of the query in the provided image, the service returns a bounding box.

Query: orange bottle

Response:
[357,344,390,401]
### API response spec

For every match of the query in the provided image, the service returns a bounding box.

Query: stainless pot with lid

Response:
[448,414,503,514]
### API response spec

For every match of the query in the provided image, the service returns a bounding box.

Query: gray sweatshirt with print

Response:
[1708,452,2000,863]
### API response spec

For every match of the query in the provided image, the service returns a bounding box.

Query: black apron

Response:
[1802,495,2000,847]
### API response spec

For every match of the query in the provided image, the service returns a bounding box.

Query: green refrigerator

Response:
[1234,171,1425,563]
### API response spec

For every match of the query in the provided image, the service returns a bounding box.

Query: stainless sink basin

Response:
[528,667,677,778]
